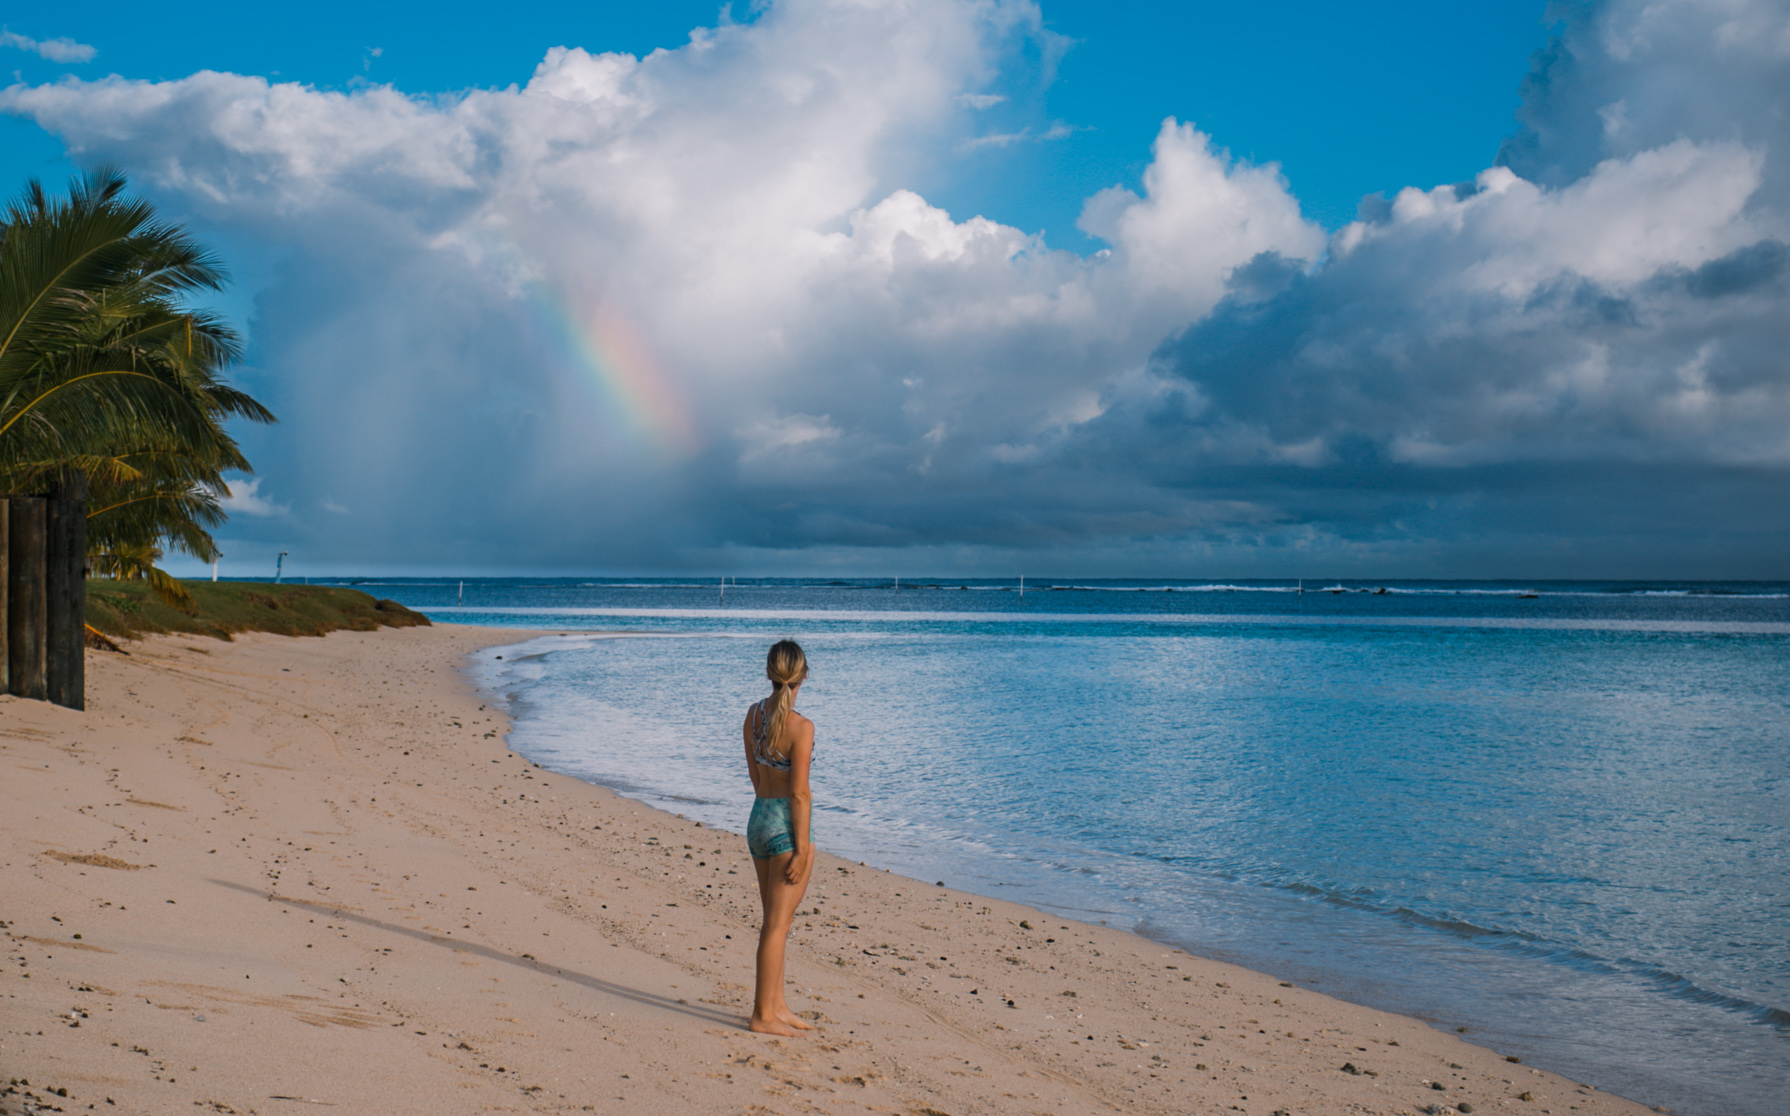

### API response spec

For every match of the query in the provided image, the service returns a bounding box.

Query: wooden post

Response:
[7,496,47,700]
[45,470,87,710]
[0,499,9,694]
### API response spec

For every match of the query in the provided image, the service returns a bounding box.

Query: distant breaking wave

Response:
[308,577,1788,600]
[425,603,1790,635]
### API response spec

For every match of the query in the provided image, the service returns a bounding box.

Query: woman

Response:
[742,639,817,1036]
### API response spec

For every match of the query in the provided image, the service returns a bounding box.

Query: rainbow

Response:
[524,284,701,456]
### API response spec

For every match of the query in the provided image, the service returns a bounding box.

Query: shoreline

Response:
[0,624,1659,1115]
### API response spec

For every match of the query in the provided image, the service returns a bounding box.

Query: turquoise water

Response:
[338,578,1788,1116]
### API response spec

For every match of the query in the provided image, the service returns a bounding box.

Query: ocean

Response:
[327,577,1788,1116]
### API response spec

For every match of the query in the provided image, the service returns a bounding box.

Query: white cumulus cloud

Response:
[0,0,1316,567]
[220,477,288,517]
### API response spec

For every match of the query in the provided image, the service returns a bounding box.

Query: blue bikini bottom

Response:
[747,796,800,860]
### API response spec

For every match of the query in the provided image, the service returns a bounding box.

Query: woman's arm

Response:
[784,717,816,884]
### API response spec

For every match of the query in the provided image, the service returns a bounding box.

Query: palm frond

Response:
[0,170,273,573]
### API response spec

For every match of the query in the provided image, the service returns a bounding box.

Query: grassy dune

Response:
[85,580,432,642]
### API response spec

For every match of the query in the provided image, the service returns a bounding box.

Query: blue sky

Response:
[2,1,1553,234]
[3,0,1785,578]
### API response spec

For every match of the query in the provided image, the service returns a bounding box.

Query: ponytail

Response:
[763,639,808,753]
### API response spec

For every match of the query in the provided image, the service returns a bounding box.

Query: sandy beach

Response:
[0,625,1660,1116]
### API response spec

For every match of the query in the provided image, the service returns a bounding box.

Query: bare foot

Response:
[777,1008,816,1031]
[749,1015,801,1037]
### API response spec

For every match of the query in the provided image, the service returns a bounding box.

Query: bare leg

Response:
[772,858,815,1030]
[750,852,813,1034]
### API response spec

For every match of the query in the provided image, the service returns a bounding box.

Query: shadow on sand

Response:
[209,878,743,1029]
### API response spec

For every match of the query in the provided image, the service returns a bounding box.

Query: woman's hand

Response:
[785,846,815,886]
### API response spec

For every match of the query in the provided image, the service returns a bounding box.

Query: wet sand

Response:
[0,625,1660,1115]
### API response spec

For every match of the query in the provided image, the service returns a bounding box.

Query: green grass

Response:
[85,579,433,642]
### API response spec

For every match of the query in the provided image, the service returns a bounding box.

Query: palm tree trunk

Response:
[0,499,8,690]
[46,467,86,709]
[6,495,47,699]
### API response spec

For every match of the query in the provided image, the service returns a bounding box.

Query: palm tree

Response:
[0,170,274,604]
[87,538,195,610]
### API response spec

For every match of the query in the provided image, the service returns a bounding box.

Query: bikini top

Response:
[751,698,793,771]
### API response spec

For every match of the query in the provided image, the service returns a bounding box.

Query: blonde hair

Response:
[762,640,809,755]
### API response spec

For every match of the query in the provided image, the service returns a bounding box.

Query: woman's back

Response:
[744,699,811,799]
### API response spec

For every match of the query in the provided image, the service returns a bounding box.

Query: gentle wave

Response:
[1254,874,1790,1028]
[1401,912,1790,1028]
[426,604,1790,635]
